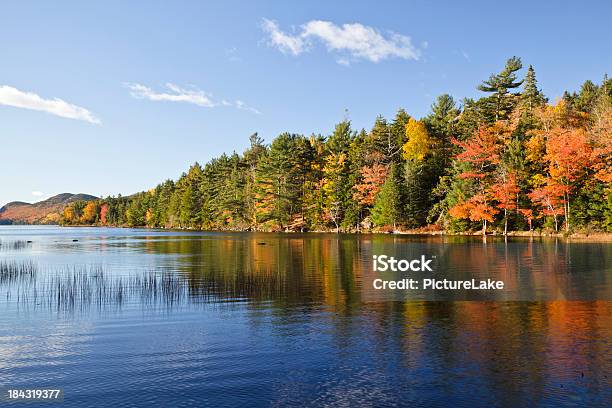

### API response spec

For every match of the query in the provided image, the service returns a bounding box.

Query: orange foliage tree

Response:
[352,164,388,207]
[80,201,98,224]
[449,124,506,235]
[544,127,592,231]
[99,204,109,225]
[449,193,499,234]
[490,171,519,235]
[528,178,566,231]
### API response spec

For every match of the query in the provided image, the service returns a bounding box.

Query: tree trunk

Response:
[482,219,487,236]
[504,208,508,236]
[566,194,570,232]
[516,192,520,226]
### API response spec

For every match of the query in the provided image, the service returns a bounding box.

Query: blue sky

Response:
[1,0,610,207]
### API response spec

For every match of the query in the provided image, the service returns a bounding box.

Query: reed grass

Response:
[0,240,31,251]
[0,260,37,284]
[1,263,287,312]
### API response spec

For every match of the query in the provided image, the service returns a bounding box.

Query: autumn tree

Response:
[490,170,519,235]
[528,177,565,231]
[448,124,505,234]
[353,164,387,209]
[80,201,99,224]
[403,118,440,227]
[544,127,592,231]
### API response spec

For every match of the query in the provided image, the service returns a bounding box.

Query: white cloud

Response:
[125,83,261,114]
[126,82,215,107]
[261,19,306,56]
[262,19,421,63]
[31,191,44,197]
[0,85,100,124]
[235,100,262,115]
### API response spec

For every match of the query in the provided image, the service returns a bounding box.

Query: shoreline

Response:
[4,224,612,242]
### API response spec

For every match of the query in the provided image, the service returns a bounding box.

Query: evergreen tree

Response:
[389,109,411,161]
[254,133,305,230]
[425,94,459,143]
[478,56,524,121]
[179,163,203,228]
[368,116,399,164]
[521,65,546,114]
[575,80,599,113]
[371,163,403,229]
[243,133,267,227]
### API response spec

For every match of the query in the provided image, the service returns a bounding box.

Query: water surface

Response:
[0,226,610,407]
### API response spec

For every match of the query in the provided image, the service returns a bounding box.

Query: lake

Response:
[0,226,610,407]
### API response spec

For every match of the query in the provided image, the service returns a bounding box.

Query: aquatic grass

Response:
[0,260,37,284]
[2,263,290,312]
[0,240,31,251]
[8,265,192,312]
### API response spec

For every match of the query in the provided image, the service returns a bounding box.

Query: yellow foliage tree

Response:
[81,201,98,224]
[63,205,75,224]
[403,118,431,161]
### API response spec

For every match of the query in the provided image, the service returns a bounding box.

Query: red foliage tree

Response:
[353,164,388,207]
[490,171,519,235]
[450,125,505,235]
[449,193,499,235]
[545,127,592,231]
[528,179,565,231]
[99,203,109,225]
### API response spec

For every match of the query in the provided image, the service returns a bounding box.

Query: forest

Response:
[62,57,612,234]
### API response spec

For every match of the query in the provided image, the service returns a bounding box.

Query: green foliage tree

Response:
[371,163,403,229]
[521,65,547,114]
[478,56,523,121]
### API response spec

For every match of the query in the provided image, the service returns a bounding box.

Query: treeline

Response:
[62,57,612,234]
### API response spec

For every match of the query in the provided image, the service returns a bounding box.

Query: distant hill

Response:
[0,193,97,225]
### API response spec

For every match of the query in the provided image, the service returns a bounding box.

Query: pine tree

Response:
[322,120,358,231]
[178,163,203,228]
[575,80,599,113]
[390,109,411,160]
[425,94,459,143]
[403,118,442,227]
[478,56,524,121]
[521,65,546,114]
[243,133,267,227]
[371,163,403,229]
[368,116,399,164]
[254,133,305,230]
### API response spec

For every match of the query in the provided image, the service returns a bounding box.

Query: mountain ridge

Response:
[0,193,97,225]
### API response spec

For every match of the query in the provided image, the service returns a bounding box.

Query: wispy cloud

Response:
[125,82,261,114]
[225,47,242,62]
[126,82,215,107]
[0,85,100,124]
[234,100,262,115]
[261,19,421,64]
[453,49,471,62]
[261,19,306,56]
[31,191,44,197]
